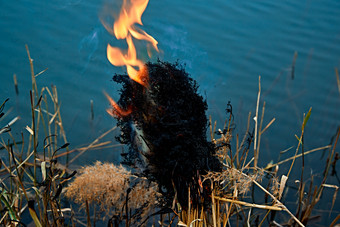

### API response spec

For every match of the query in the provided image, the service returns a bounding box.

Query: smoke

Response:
[78,27,102,73]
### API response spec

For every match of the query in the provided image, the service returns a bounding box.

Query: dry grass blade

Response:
[35,68,48,78]
[254,75,261,168]
[291,51,298,79]
[321,184,339,214]
[48,105,60,125]
[286,107,312,178]
[323,128,339,183]
[28,201,43,227]
[53,141,121,159]
[68,126,117,164]
[265,145,331,169]
[336,68,340,94]
[278,175,288,200]
[330,214,340,227]
[13,74,19,95]
[214,196,283,211]
[211,187,217,227]
[256,101,266,164]
[0,116,19,134]
[85,200,91,227]
[260,117,276,134]
[25,125,34,135]
[90,99,94,120]
[234,168,305,226]
[238,112,251,154]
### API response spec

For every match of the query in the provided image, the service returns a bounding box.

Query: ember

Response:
[112,61,222,207]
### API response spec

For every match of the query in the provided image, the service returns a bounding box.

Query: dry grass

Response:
[1,48,339,226]
[0,46,120,226]
[0,45,72,227]
[176,75,339,227]
[65,162,131,213]
[65,161,160,225]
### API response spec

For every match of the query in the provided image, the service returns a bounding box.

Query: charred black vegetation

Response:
[112,60,222,208]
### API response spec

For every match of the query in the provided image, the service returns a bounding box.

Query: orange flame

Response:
[104,91,132,118]
[106,0,159,87]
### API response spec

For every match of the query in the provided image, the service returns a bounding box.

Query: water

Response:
[1,0,339,224]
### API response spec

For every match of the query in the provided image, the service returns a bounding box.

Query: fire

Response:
[104,91,132,118]
[106,0,159,87]
[104,0,158,118]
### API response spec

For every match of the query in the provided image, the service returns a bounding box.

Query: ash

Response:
[113,61,221,207]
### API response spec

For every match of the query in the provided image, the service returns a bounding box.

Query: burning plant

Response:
[102,0,222,209]
[110,61,222,208]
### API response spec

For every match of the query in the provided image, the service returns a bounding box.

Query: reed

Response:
[0,46,118,226]
[176,76,339,227]
[1,46,72,226]
[1,50,339,226]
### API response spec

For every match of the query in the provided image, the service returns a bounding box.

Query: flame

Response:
[104,91,132,118]
[104,0,158,118]
[106,0,159,87]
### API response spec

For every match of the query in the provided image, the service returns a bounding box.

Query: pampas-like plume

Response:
[65,161,160,224]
